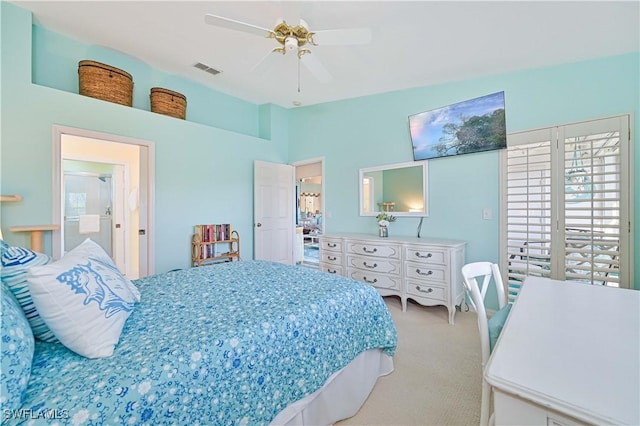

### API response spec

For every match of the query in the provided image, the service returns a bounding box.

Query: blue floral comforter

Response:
[17,261,397,425]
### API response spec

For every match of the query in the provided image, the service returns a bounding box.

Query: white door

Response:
[112,164,127,274]
[137,145,151,277]
[254,161,295,264]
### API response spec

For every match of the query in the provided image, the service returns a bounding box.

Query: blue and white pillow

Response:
[26,238,138,359]
[0,240,58,342]
[0,280,35,412]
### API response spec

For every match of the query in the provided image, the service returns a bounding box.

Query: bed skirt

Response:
[270,348,394,425]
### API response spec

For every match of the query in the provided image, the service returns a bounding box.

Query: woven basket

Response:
[150,87,187,119]
[78,60,133,106]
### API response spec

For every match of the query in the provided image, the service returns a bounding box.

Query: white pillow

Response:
[26,239,138,358]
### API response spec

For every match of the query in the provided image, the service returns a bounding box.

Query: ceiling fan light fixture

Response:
[284,37,298,51]
[204,13,371,89]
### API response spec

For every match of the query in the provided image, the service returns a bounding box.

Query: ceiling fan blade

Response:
[204,14,274,38]
[300,52,332,83]
[312,28,372,46]
[251,49,280,75]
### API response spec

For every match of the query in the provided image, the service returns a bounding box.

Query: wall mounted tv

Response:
[409,91,506,161]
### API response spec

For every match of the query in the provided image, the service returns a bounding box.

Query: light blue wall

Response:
[2,2,639,287]
[1,2,286,272]
[31,25,262,137]
[288,52,640,287]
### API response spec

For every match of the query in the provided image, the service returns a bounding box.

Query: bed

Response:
[1,241,397,425]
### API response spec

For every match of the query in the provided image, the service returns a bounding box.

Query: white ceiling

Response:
[11,1,640,108]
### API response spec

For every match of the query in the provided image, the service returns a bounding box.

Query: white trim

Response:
[499,149,507,298]
[507,113,635,142]
[627,113,635,284]
[358,160,429,217]
[52,125,155,276]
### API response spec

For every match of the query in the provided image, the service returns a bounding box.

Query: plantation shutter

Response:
[559,117,628,286]
[503,128,555,302]
[502,115,631,302]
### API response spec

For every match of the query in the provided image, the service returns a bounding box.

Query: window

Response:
[66,192,87,218]
[501,115,632,301]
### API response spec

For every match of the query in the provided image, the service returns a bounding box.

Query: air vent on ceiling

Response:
[193,62,222,76]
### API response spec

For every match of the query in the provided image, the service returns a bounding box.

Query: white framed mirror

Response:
[359,160,429,217]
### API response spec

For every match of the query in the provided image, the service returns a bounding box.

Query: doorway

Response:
[293,158,324,268]
[52,126,155,278]
[63,171,115,257]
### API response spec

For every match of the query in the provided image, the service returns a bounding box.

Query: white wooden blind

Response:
[504,129,554,301]
[560,121,624,286]
[502,116,631,301]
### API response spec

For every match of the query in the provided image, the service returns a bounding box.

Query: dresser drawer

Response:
[404,246,447,265]
[347,268,401,291]
[320,264,343,276]
[321,252,342,265]
[406,281,447,302]
[320,238,342,252]
[347,255,401,274]
[347,242,400,259]
[405,263,447,282]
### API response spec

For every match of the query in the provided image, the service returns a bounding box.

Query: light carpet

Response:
[337,297,482,426]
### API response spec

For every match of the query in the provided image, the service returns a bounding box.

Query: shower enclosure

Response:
[63,172,113,256]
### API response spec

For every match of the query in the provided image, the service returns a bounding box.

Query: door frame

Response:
[292,157,325,234]
[52,125,156,276]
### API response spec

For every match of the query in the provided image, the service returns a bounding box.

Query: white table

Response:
[304,233,320,248]
[485,276,640,425]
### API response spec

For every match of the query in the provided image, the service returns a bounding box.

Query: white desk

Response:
[485,277,640,425]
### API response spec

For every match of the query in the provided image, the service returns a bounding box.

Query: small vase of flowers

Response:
[376,212,396,237]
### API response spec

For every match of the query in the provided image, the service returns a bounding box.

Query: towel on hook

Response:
[78,214,100,234]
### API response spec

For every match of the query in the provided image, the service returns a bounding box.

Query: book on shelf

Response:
[200,243,216,259]
[194,223,233,243]
[192,223,240,266]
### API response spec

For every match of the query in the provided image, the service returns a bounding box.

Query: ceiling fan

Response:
[204,13,372,90]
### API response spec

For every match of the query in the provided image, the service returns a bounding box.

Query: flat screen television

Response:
[409,91,506,161]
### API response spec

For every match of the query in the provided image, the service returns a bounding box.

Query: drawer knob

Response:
[362,247,378,253]
[416,269,433,276]
[328,256,337,261]
[416,252,432,259]
[363,261,378,269]
[328,269,337,274]
[416,286,433,293]
[363,276,378,284]
[328,243,337,248]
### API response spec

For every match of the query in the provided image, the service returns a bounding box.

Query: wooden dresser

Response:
[319,233,466,324]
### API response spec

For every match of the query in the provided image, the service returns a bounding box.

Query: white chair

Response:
[461,262,508,426]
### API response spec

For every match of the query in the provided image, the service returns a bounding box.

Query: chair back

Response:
[461,262,506,366]
[462,261,508,426]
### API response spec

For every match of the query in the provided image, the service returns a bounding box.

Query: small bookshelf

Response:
[191,224,240,267]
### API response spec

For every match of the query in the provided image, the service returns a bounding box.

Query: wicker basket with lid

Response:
[78,60,133,106]
[150,87,187,119]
